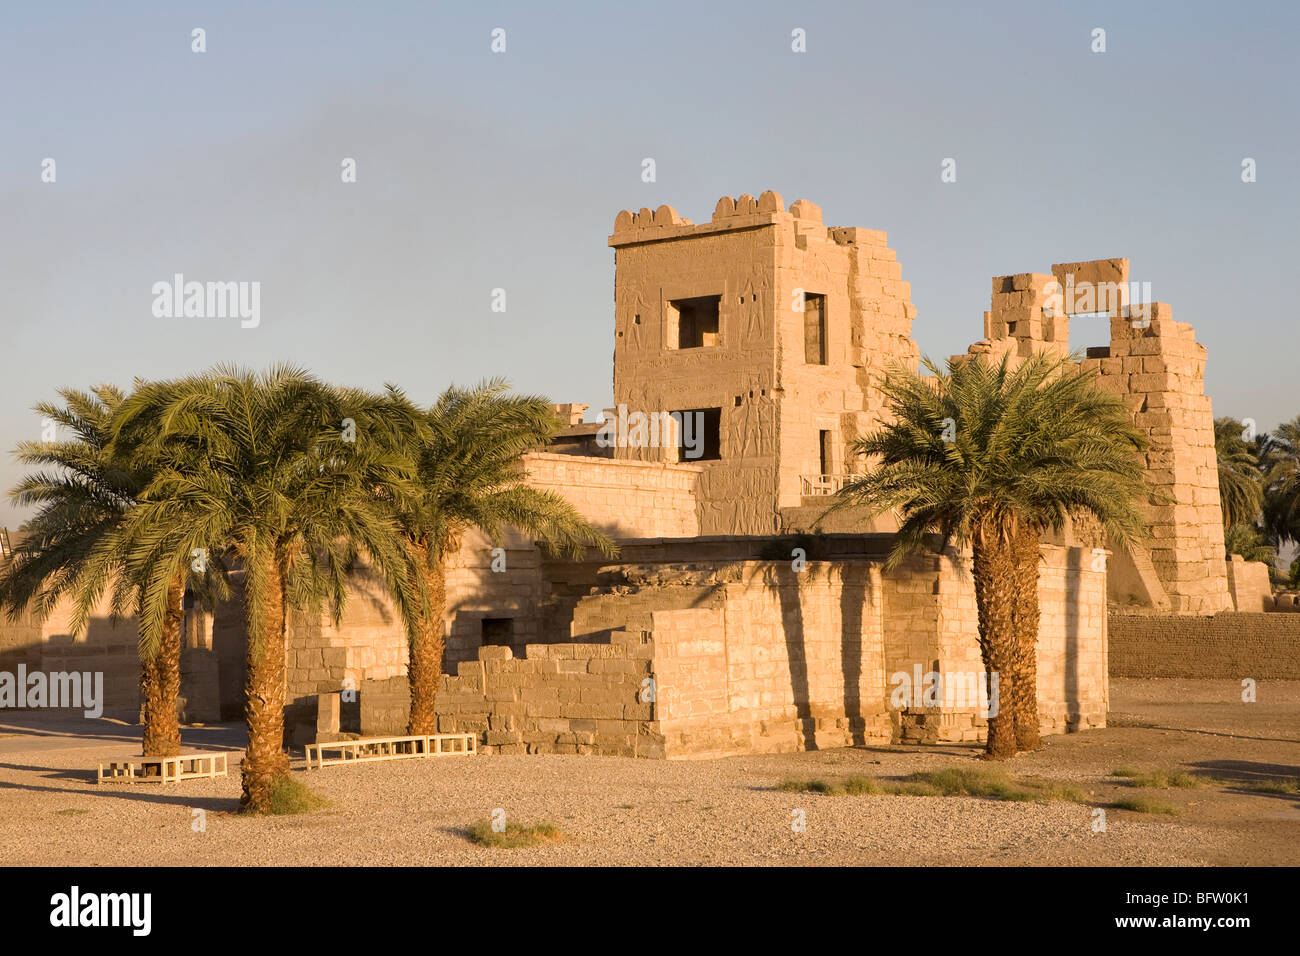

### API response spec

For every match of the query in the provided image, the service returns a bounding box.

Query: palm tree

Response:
[1261,417,1300,548]
[1214,417,1264,531]
[110,366,424,813]
[827,353,1149,758]
[397,380,617,735]
[1222,523,1277,567]
[0,385,193,757]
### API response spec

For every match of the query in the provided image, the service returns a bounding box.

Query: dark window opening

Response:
[819,430,832,475]
[672,407,722,461]
[671,295,721,349]
[481,617,513,647]
[804,293,826,364]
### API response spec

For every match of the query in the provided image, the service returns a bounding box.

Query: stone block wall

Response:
[970,258,1232,616]
[606,193,919,535]
[1109,611,1300,679]
[609,198,786,536]
[776,212,919,510]
[1090,300,1231,613]
[1225,556,1273,613]
[886,544,1108,743]
[649,563,892,757]
[435,635,662,756]
[522,452,702,539]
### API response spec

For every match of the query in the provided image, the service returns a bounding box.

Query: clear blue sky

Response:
[2,0,1297,525]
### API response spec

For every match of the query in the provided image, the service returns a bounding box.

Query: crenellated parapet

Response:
[609,190,831,247]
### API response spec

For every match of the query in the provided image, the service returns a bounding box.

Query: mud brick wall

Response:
[1109,612,1300,679]
[435,635,662,757]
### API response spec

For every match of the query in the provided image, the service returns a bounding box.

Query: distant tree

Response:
[828,352,1148,758]
[1260,417,1300,548]
[1222,523,1277,567]
[1214,417,1264,531]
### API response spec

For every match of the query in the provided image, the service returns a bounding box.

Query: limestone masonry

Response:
[2,191,1273,758]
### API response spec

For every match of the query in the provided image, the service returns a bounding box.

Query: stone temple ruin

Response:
[1,191,1272,758]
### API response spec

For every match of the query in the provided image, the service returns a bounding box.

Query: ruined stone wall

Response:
[1224,556,1273,613]
[1109,611,1300,679]
[607,193,919,535]
[283,448,706,707]
[610,200,782,536]
[1089,300,1230,613]
[775,213,918,510]
[970,258,1231,615]
[435,636,662,756]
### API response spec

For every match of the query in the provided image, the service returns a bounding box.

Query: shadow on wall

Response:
[840,572,866,747]
[776,566,816,749]
[1065,546,1081,732]
[4,615,139,719]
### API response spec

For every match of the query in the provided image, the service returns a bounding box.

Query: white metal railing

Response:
[304,733,477,770]
[800,474,854,496]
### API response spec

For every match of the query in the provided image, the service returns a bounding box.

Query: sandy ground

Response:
[1,678,1297,866]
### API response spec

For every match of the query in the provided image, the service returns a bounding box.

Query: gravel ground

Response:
[2,679,1297,866]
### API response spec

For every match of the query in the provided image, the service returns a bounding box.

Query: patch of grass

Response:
[840,776,879,795]
[887,780,944,796]
[777,776,880,796]
[780,769,1092,802]
[902,768,1036,802]
[54,808,89,815]
[615,803,636,809]
[1021,776,1091,804]
[269,774,329,815]
[1111,795,1180,815]
[1110,768,1204,789]
[466,820,564,848]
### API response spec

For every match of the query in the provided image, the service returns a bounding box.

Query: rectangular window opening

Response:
[804,293,827,364]
[670,295,721,349]
[671,407,722,461]
[481,617,514,647]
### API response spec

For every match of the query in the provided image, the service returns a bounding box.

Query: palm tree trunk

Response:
[140,574,185,757]
[241,553,291,813]
[970,524,1019,759]
[407,544,446,736]
[1010,524,1042,752]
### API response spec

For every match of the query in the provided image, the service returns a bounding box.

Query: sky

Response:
[2,0,1298,526]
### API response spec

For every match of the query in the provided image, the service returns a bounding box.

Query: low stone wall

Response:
[435,633,662,756]
[1109,611,1300,679]
[1225,556,1273,613]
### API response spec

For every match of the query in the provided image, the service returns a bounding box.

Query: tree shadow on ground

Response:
[1188,759,1300,804]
